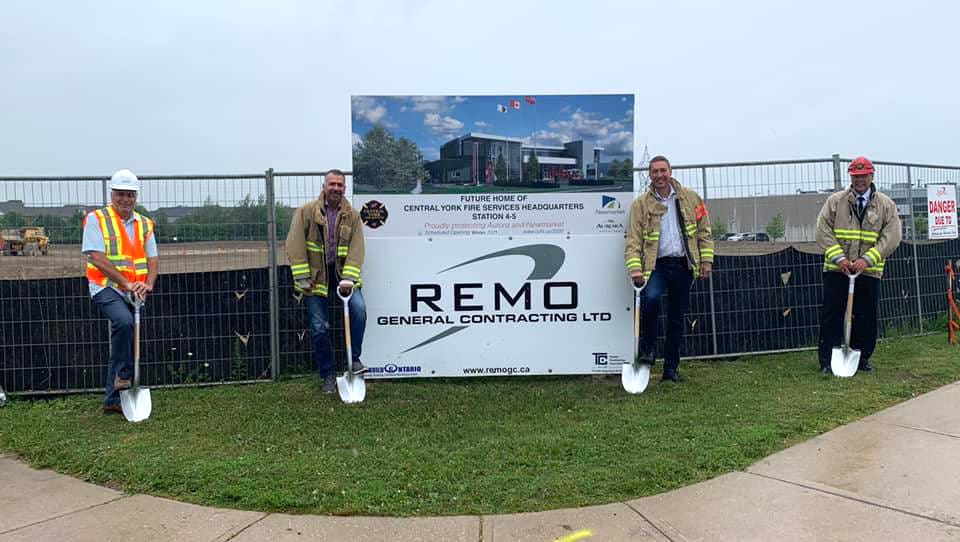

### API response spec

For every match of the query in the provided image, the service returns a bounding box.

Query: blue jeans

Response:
[305,288,367,378]
[92,288,134,406]
[640,257,693,376]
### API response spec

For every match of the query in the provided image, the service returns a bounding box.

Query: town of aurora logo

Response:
[360,200,389,229]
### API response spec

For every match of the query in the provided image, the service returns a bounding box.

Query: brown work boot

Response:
[103,403,123,415]
[113,376,131,391]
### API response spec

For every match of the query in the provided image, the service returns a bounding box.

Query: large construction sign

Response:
[350,94,636,376]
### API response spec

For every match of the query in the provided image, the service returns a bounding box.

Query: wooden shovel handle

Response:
[338,290,353,367]
[843,275,857,349]
[133,303,141,387]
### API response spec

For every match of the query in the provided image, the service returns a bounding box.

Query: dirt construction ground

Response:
[0,241,819,281]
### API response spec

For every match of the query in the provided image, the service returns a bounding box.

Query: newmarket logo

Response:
[601,195,620,209]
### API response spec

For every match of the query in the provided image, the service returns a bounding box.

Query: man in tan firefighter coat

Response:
[625,155,714,382]
[816,156,902,374]
[286,169,367,393]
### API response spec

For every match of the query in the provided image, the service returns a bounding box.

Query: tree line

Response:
[606,159,635,180]
[353,126,428,191]
[0,195,296,244]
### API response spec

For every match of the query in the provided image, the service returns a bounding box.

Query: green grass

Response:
[1,333,958,517]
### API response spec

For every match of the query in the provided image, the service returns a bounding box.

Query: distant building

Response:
[424,132,604,184]
[708,194,830,242]
[709,187,924,242]
[0,200,92,220]
[0,200,27,216]
[153,206,197,223]
[0,200,199,223]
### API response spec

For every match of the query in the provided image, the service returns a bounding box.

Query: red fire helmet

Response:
[848,156,875,176]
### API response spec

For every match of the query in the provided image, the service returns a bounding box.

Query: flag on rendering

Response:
[497,104,508,113]
[524,96,536,105]
[510,99,520,110]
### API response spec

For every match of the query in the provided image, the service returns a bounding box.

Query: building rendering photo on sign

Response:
[350,94,636,377]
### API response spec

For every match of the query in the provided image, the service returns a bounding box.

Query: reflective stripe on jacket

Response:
[815,184,902,279]
[625,178,714,279]
[285,193,365,296]
[84,206,154,288]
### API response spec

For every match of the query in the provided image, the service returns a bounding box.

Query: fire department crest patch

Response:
[360,200,388,229]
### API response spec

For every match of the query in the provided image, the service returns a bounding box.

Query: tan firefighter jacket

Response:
[815,184,902,279]
[286,193,365,296]
[625,178,714,279]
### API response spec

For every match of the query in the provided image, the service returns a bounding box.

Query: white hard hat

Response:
[110,169,140,192]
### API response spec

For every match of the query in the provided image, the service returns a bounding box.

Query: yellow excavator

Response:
[0,227,49,256]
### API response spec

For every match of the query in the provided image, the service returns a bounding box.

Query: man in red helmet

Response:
[815,156,902,374]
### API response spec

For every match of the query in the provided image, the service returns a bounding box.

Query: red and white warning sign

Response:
[927,184,958,240]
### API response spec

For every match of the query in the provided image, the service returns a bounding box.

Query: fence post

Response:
[101,178,109,205]
[265,168,280,379]
[907,165,924,332]
[701,166,719,355]
[832,154,842,192]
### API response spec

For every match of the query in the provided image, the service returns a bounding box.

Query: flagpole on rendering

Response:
[532,98,537,182]
[498,102,516,183]
[518,102,523,183]
[506,99,525,183]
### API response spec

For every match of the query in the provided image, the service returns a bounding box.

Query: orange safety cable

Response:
[945,262,960,345]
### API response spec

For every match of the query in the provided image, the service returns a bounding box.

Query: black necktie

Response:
[858,196,866,213]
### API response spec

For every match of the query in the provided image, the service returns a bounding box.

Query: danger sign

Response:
[927,184,959,240]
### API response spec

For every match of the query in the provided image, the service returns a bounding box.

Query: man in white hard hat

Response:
[81,169,159,415]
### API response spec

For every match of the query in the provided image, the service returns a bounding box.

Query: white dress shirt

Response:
[655,187,685,258]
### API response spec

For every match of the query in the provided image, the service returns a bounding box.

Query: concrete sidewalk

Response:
[2,381,959,541]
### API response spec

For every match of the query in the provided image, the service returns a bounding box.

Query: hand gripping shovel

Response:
[336,287,366,404]
[622,281,650,394]
[120,299,152,422]
[831,273,861,378]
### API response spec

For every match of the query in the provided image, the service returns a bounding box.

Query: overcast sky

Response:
[1,0,957,176]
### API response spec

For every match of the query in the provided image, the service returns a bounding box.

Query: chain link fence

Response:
[2,156,958,395]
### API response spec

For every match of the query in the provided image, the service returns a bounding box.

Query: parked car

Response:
[728,232,771,242]
[718,232,738,240]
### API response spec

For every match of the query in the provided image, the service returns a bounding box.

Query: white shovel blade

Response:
[830,348,861,378]
[119,387,152,422]
[336,372,366,404]
[621,362,651,394]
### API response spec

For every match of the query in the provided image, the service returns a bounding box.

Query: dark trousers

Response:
[640,257,693,377]
[92,288,135,406]
[817,272,879,368]
[303,264,367,378]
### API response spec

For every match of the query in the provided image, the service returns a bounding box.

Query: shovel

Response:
[120,298,152,422]
[831,273,861,378]
[336,286,366,404]
[622,281,650,394]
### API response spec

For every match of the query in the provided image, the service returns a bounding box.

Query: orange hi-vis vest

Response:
[84,206,154,289]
